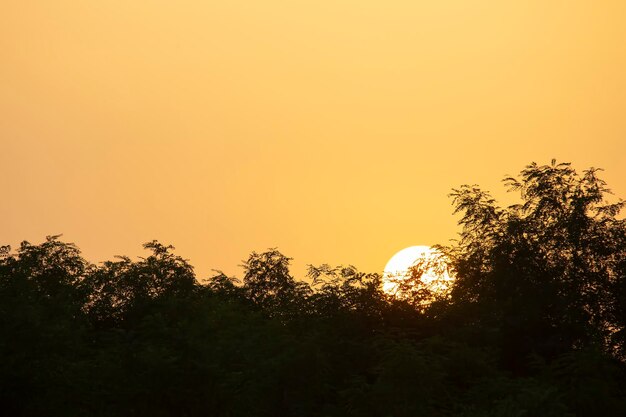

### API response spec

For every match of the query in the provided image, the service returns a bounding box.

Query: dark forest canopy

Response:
[2,161,626,416]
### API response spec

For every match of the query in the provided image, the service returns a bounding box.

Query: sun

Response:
[382,245,453,295]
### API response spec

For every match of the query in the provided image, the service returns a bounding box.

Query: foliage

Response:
[1,161,625,416]
[445,160,626,368]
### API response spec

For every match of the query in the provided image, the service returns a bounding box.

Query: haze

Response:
[2,1,625,277]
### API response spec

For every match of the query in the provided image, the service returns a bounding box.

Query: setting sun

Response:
[383,245,453,295]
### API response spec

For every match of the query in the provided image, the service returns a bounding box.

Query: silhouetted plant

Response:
[444,160,626,369]
[241,249,312,319]
[83,241,197,328]
[1,161,625,417]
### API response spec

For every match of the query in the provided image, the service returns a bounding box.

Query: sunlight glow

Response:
[382,246,453,295]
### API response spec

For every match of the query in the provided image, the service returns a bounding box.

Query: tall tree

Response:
[445,161,626,366]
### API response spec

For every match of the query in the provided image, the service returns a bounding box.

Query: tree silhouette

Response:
[241,249,312,319]
[445,160,626,369]
[1,161,625,416]
[83,240,197,328]
[0,236,92,416]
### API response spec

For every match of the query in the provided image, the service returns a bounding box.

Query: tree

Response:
[241,249,311,318]
[444,161,626,367]
[83,241,197,328]
[0,236,93,416]
[307,264,389,323]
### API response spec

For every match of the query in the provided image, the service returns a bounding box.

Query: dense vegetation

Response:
[2,161,626,416]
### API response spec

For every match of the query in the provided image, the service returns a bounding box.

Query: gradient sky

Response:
[2,1,625,278]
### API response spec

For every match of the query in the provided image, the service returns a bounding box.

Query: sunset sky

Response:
[2,1,625,278]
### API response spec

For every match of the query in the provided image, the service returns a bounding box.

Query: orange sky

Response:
[2,1,625,278]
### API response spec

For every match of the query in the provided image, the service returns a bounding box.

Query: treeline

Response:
[2,161,626,416]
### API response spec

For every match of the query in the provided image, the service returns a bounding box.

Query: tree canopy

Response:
[1,161,625,416]
[446,161,626,364]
